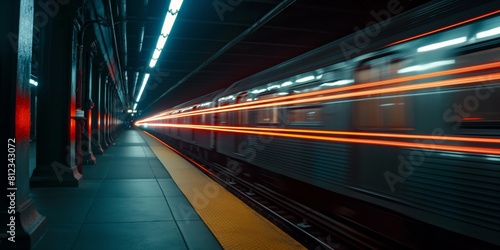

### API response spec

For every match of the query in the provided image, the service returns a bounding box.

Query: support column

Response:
[100,75,109,149]
[111,90,117,140]
[83,52,96,164]
[91,66,104,154]
[30,4,82,187]
[0,0,46,248]
[106,81,114,145]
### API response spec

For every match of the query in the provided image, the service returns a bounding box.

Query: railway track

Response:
[169,143,403,250]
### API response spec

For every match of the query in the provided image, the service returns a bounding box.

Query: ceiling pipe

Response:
[138,0,148,54]
[132,0,148,100]
[118,0,128,102]
[144,0,297,112]
[107,0,126,105]
[131,71,139,98]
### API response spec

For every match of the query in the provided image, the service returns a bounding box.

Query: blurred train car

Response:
[149,90,222,157]
[138,0,500,248]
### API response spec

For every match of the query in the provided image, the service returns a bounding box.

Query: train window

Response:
[256,93,279,125]
[200,114,206,124]
[257,108,278,124]
[288,107,322,123]
[354,58,413,130]
[192,113,199,125]
[218,103,229,125]
[452,47,500,130]
[219,112,227,125]
[236,93,248,125]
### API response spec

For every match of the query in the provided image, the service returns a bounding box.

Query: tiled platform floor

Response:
[30,129,221,250]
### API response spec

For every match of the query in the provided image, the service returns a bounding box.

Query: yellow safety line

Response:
[139,131,307,250]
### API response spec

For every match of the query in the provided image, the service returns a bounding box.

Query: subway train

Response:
[137,0,500,248]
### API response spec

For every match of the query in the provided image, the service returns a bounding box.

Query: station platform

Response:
[30,129,305,250]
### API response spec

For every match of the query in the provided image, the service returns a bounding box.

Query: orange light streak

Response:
[142,123,500,144]
[137,62,500,124]
[137,72,500,124]
[462,117,483,121]
[388,10,500,46]
[142,123,500,155]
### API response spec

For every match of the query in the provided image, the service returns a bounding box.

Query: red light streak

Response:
[142,123,500,155]
[137,62,500,124]
[462,117,483,121]
[388,10,500,46]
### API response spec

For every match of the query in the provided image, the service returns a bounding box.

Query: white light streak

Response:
[417,37,467,52]
[136,73,150,102]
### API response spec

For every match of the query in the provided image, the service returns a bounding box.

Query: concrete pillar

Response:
[111,90,117,140]
[0,0,46,248]
[101,75,110,149]
[107,81,114,144]
[83,52,96,164]
[30,2,82,187]
[91,67,104,154]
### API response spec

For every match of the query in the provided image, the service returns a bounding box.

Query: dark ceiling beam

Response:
[127,36,314,48]
[105,0,126,104]
[257,25,339,34]
[118,0,128,101]
[143,0,298,112]
[132,0,149,99]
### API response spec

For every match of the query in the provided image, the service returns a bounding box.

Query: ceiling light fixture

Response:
[148,0,184,68]
[136,73,150,103]
[136,0,184,109]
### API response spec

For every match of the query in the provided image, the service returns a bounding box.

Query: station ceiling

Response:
[111,0,433,115]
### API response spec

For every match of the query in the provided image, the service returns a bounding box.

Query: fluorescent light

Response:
[417,37,467,52]
[148,0,184,68]
[251,88,266,94]
[132,72,139,95]
[155,35,168,52]
[169,0,184,11]
[29,79,38,86]
[397,60,455,74]
[136,73,150,102]
[152,48,162,60]
[476,27,500,39]
[379,103,395,107]
[296,75,315,83]
[133,103,137,110]
[127,109,133,113]
[277,92,288,96]
[149,58,158,68]
[320,79,354,87]
[267,84,280,90]
[160,12,179,36]
[280,81,293,87]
